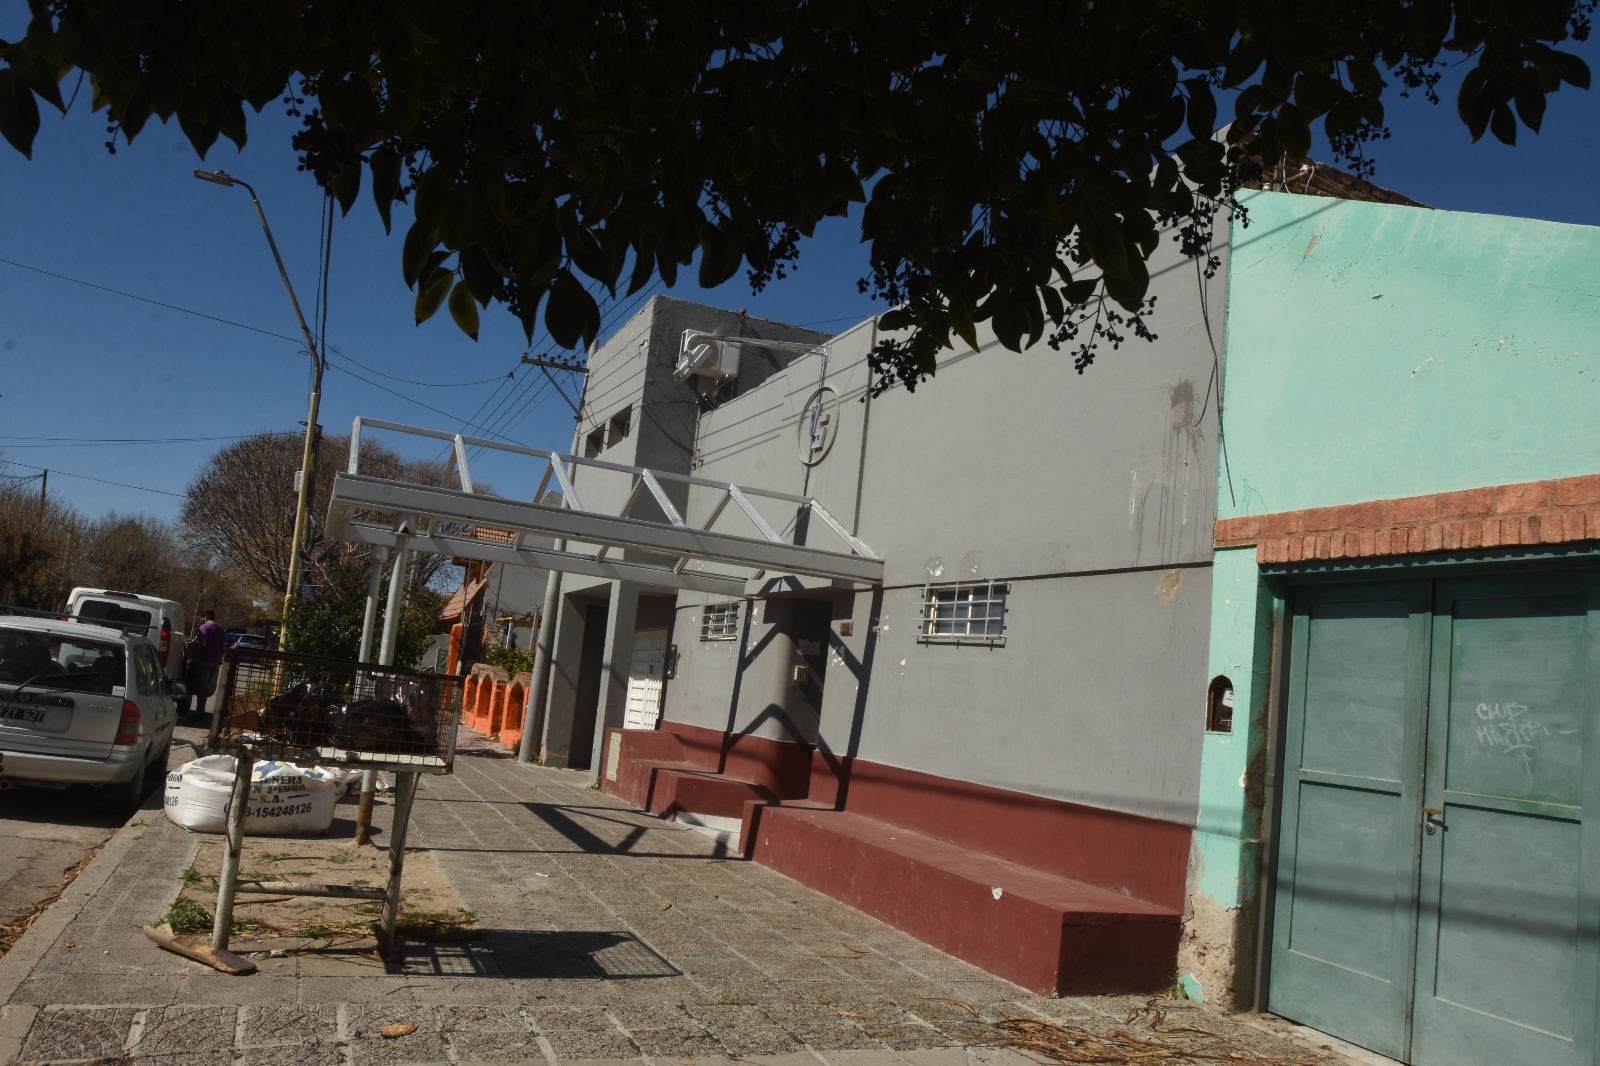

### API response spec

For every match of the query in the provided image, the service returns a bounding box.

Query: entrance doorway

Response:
[624,628,669,730]
[1269,570,1600,1065]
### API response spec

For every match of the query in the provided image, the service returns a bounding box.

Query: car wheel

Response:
[144,737,172,790]
[106,769,147,819]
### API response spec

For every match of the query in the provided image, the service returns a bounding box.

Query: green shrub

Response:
[484,645,535,675]
[282,561,445,666]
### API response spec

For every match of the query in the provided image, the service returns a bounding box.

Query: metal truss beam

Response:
[340,522,747,597]
[324,418,884,591]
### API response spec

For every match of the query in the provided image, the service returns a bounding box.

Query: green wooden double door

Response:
[1270,571,1600,1066]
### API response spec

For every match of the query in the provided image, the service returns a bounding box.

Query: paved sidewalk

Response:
[0,734,1361,1066]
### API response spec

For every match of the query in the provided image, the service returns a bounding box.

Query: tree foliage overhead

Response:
[1,1,1592,391]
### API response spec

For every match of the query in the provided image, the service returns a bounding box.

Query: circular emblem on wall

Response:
[797,387,840,466]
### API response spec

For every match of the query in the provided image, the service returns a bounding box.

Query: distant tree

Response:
[1,1,1592,390]
[280,559,445,666]
[0,468,86,609]
[179,430,454,603]
[81,512,182,595]
[168,548,260,633]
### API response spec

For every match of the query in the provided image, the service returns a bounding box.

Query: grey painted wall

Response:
[558,296,829,600]
[662,222,1228,825]
[541,296,830,765]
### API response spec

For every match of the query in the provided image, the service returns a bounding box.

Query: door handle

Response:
[1422,807,1446,835]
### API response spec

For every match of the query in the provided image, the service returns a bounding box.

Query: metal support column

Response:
[375,770,419,959]
[210,746,254,950]
[353,546,390,845]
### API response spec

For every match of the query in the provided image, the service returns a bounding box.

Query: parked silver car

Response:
[0,611,182,815]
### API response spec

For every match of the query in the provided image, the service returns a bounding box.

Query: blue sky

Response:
[1,18,1597,526]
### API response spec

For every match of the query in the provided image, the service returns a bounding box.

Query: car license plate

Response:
[0,705,46,724]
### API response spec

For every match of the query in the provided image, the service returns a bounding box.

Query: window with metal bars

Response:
[920,580,1009,644]
[700,602,740,640]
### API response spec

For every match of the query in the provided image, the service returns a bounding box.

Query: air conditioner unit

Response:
[674,330,741,383]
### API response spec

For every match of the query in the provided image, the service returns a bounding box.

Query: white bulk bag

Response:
[164,754,343,835]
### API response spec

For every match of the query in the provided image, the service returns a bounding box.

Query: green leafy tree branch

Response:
[1,0,1591,391]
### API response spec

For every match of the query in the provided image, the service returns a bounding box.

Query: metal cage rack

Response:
[208,648,463,773]
[202,648,467,962]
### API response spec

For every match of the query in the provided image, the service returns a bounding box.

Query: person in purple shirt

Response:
[187,610,226,719]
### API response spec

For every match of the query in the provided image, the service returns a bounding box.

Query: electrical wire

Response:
[316,191,334,375]
[0,254,558,388]
[325,362,512,431]
[324,344,514,387]
[474,376,554,447]
[0,460,183,498]
[0,255,300,344]
[0,434,249,445]
[469,368,537,438]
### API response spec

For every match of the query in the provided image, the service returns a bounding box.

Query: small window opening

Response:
[609,405,632,444]
[919,580,1008,644]
[1207,675,1235,733]
[700,602,740,640]
[584,426,606,458]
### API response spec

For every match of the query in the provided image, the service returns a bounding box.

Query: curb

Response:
[0,793,163,1006]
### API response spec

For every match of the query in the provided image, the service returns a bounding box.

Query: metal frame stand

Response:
[210,758,418,959]
[202,583,461,965]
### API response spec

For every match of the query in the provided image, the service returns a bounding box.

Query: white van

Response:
[65,588,187,685]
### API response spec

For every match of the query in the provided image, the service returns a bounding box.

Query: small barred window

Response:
[700,602,740,640]
[920,580,1008,644]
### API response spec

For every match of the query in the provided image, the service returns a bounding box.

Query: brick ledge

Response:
[1215,473,1600,565]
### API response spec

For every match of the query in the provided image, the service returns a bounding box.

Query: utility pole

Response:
[518,352,588,375]
[37,469,46,515]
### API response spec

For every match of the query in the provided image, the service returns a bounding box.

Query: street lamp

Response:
[194,168,324,631]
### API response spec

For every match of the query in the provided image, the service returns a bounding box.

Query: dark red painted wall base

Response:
[602,722,1189,995]
[748,806,1181,994]
[604,722,810,819]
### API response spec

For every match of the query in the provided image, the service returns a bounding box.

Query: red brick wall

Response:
[1215,474,1600,564]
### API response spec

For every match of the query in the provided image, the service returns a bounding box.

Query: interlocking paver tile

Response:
[18,1007,136,1063]
[133,1005,238,1054]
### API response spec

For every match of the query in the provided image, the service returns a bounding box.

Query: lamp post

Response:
[194,169,324,631]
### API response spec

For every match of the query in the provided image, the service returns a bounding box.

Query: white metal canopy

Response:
[325,418,883,593]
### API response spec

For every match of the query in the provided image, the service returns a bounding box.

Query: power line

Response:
[476,376,554,447]
[325,345,516,388]
[0,460,183,498]
[470,367,539,439]
[0,254,551,389]
[0,433,251,448]
[0,255,301,346]
[324,361,496,429]
[326,361,550,449]
[461,372,551,465]
[800,313,871,328]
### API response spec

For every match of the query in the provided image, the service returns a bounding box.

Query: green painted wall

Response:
[1218,192,1600,521]
[1194,547,1273,907]
[1188,193,1600,1003]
